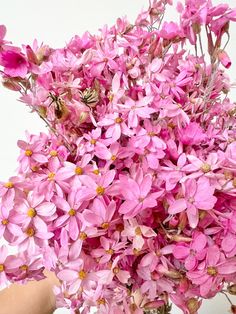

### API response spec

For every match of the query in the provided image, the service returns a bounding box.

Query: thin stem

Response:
[221,291,233,305]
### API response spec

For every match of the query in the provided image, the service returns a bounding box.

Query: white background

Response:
[0,0,235,313]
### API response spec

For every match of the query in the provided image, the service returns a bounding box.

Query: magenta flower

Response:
[178,122,207,146]
[0,50,28,77]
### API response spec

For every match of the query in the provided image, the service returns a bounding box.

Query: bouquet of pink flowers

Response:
[0,0,236,313]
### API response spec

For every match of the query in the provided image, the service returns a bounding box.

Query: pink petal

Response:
[57,269,78,281]
[168,199,187,214]
[173,245,190,259]
[206,246,220,266]
[185,255,197,270]
[69,217,79,240]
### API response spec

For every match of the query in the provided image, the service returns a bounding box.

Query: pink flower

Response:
[178,122,206,145]
[121,218,156,250]
[17,139,48,172]
[0,245,22,289]
[118,174,163,218]
[118,96,155,128]
[0,200,22,241]
[159,22,184,39]
[82,198,116,229]
[78,170,116,201]
[91,235,125,264]
[53,191,88,241]
[13,192,56,231]
[97,256,130,285]
[57,257,98,294]
[187,246,236,297]
[168,177,217,228]
[0,50,28,77]
[173,232,207,270]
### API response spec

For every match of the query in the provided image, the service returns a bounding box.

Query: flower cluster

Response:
[0,0,236,313]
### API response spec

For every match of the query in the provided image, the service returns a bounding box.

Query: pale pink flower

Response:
[17,139,48,172]
[187,246,236,297]
[121,218,156,250]
[173,232,207,270]
[0,201,22,241]
[97,256,130,285]
[168,177,217,228]
[91,236,125,264]
[53,191,88,241]
[159,22,184,39]
[0,245,22,289]
[118,174,163,218]
[57,257,98,295]
[82,198,116,229]
[118,96,155,128]
[78,170,116,201]
[13,192,56,231]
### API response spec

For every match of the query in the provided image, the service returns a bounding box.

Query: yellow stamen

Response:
[201,163,211,173]
[0,264,5,272]
[111,155,116,161]
[135,227,142,236]
[207,266,218,276]
[97,298,106,305]
[26,227,35,237]
[68,209,76,216]
[25,149,33,157]
[79,232,87,240]
[4,181,13,189]
[93,169,100,175]
[105,249,114,255]
[148,131,156,137]
[133,248,141,255]
[48,172,55,180]
[75,167,83,175]
[96,186,105,195]
[101,222,109,229]
[224,171,233,180]
[1,219,9,225]
[31,166,39,172]
[90,139,96,145]
[78,269,87,280]
[19,265,28,271]
[27,208,37,218]
[115,117,123,124]
[113,267,119,274]
[50,150,58,157]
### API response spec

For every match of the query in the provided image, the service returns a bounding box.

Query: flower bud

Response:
[218,49,231,69]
